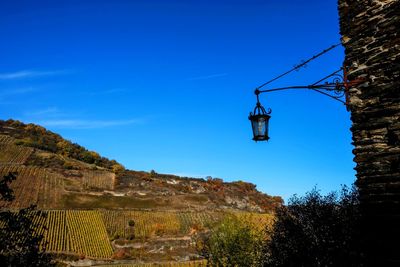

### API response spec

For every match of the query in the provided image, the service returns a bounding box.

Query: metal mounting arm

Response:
[248,44,368,142]
[254,67,366,108]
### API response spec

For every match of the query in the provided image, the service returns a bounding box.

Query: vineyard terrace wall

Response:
[338,0,400,264]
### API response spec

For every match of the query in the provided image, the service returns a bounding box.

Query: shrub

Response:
[128,219,135,227]
[112,163,125,173]
[198,215,264,267]
[264,185,364,267]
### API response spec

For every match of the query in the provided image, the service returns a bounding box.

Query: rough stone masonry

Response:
[338,0,400,264]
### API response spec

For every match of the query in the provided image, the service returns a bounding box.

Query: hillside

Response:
[0,119,282,265]
[0,119,282,212]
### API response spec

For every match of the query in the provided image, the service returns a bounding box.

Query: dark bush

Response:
[264,185,364,267]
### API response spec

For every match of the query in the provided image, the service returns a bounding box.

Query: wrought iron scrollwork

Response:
[255,67,367,107]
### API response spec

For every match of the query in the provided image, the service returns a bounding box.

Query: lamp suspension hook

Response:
[255,89,260,104]
[253,89,271,116]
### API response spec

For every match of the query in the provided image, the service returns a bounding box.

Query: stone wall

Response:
[338,0,400,264]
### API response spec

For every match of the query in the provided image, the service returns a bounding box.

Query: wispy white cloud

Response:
[0,87,36,94]
[21,106,144,129]
[0,69,69,80]
[24,107,61,117]
[0,87,38,101]
[187,73,228,81]
[34,119,142,129]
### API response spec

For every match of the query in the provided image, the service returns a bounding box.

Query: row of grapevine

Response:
[233,211,274,232]
[66,210,113,258]
[44,210,69,252]
[0,165,64,209]
[177,212,222,234]
[101,210,273,240]
[82,170,115,190]
[17,210,112,258]
[0,134,14,145]
[0,144,33,164]
[101,210,181,239]
[30,210,48,250]
[38,170,64,209]
[0,166,45,208]
[95,260,207,267]
[0,210,47,249]
[101,211,226,239]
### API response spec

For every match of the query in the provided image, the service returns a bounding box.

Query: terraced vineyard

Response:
[96,260,207,267]
[0,166,64,208]
[177,212,222,234]
[0,134,14,144]
[0,143,33,164]
[234,211,275,232]
[1,210,111,258]
[7,209,272,260]
[44,210,70,252]
[82,170,115,190]
[0,209,48,250]
[38,170,64,209]
[101,210,181,238]
[66,210,113,258]
[100,210,271,239]
[0,166,46,208]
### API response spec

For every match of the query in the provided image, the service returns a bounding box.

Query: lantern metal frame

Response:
[249,101,272,141]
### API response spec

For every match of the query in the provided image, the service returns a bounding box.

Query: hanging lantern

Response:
[249,101,271,141]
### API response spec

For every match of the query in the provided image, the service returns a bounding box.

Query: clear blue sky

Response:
[0,0,355,201]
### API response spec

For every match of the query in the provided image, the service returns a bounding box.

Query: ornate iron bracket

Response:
[254,67,367,110]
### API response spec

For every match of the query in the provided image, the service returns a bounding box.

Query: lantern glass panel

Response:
[250,115,270,141]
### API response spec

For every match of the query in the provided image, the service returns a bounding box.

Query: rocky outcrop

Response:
[338,0,400,264]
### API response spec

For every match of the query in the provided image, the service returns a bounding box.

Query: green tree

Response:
[149,170,157,177]
[0,173,54,267]
[264,186,364,267]
[198,215,264,267]
[112,163,125,173]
